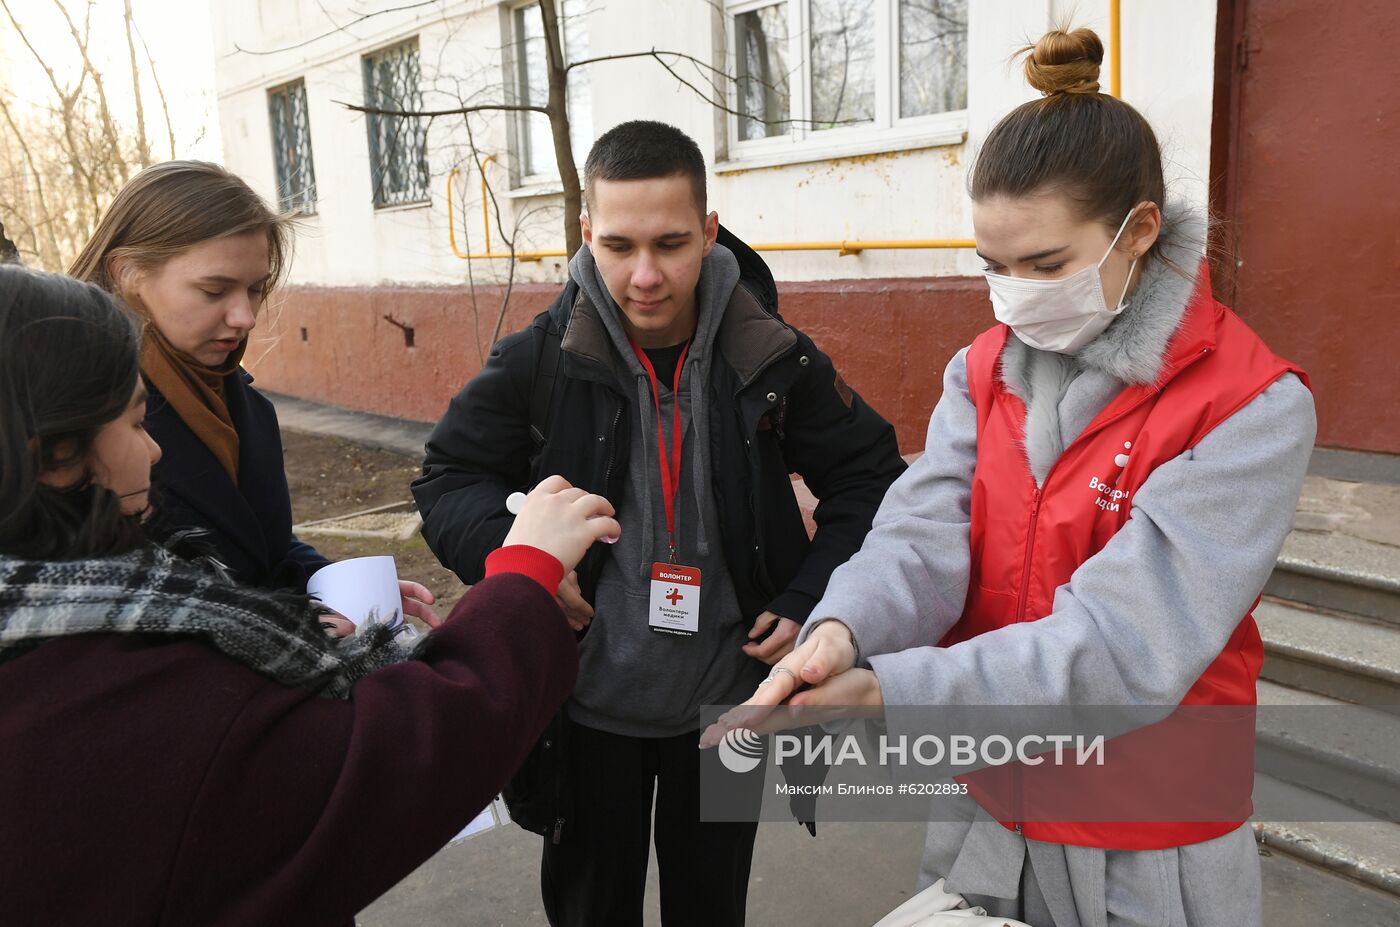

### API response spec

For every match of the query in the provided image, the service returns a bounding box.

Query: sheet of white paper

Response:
[307,555,402,632]
[450,795,512,844]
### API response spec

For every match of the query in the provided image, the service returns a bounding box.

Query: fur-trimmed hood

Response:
[998,200,1210,484]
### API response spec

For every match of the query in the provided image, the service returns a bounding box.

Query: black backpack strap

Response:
[529,325,563,449]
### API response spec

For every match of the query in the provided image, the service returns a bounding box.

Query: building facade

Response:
[208,0,1398,463]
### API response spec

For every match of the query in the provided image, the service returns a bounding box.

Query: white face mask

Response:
[983,209,1139,355]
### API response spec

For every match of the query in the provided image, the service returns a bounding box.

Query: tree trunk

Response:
[123,0,152,167]
[538,0,582,257]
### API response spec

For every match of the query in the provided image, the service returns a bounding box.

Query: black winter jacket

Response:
[414,231,905,624]
[145,370,329,593]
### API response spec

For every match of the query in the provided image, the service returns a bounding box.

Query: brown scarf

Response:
[141,328,244,485]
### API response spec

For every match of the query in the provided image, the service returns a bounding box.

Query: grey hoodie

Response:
[565,243,768,737]
[798,202,1316,908]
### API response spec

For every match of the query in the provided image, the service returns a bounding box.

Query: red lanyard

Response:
[629,337,691,563]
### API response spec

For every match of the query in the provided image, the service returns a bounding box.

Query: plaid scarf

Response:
[0,545,413,699]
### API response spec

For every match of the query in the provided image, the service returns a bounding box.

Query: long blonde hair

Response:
[69,161,293,298]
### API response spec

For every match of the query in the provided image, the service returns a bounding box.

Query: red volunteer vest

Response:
[953,265,1309,850]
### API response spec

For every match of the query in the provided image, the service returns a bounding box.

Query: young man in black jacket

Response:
[412,121,906,927]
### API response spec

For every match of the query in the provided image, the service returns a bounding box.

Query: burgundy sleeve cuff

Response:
[484,545,564,594]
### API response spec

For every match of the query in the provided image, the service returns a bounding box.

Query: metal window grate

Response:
[268,80,317,214]
[362,39,430,207]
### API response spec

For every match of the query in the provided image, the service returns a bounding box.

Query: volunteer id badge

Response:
[649,562,701,636]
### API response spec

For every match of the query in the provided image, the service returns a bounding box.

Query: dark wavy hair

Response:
[584,120,708,216]
[0,265,150,559]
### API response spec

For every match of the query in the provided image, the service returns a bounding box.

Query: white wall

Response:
[211,0,1217,288]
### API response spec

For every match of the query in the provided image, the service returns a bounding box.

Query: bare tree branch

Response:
[566,47,729,81]
[563,47,859,128]
[50,0,130,183]
[0,195,39,261]
[457,115,518,357]
[0,97,63,264]
[653,49,858,128]
[568,46,743,102]
[230,0,448,56]
[0,0,104,216]
[122,0,152,167]
[450,158,486,364]
[0,217,23,264]
[0,0,181,269]
[132,18,177,159]
[338,100,550,118]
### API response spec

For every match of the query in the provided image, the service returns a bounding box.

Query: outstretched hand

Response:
[503,475,621,574]
[700,619,872,748]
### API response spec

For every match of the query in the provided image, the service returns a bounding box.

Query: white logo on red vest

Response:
[1088,443,1134,513]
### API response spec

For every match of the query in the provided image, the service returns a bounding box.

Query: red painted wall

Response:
[245,284,558,425]
[244,277,991,456]
[1212,0,1400,455]
[776,278,989,453]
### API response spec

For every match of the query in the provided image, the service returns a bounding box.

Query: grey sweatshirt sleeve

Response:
[797,348,977,658]
[870,373,1316,709]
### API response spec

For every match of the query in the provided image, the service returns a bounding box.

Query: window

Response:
[267,80,316,214]
[512,0,593,183]
[728,0,967,158]
[362,39,430,207]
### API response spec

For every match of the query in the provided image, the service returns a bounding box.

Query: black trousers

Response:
[541,716,760,927]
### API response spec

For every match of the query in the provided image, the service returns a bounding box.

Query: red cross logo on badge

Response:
[666,588,684,605]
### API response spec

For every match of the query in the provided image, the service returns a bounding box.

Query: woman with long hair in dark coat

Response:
[70,161,434,627]
[0,265,619,925]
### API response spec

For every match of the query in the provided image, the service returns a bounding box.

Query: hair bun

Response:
[1022,27,1104,96]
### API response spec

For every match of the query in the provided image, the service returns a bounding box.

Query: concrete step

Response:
[1256,598,1400,705]
[1267,531,1400,626]
[1259,848,1400,927]
[1254,774,1400,899]
[1255,680,1400,819]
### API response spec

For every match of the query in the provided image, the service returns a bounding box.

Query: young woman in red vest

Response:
[720,26,1315,926]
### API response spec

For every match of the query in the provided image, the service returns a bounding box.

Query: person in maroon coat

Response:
[0,266,620,925]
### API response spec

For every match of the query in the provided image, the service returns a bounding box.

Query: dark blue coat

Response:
[144,370,329,592]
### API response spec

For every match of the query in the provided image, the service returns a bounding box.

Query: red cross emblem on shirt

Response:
[666,588,684,606]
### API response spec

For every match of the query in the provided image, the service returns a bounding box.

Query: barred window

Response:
[362,39,430,207]
[267,80,316,214]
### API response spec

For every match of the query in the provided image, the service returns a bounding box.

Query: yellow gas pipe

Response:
[448,168,975,260]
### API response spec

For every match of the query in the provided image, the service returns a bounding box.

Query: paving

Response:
[1254,777,1400,897]
[358,814,1400,927]
[268,391,432,459]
